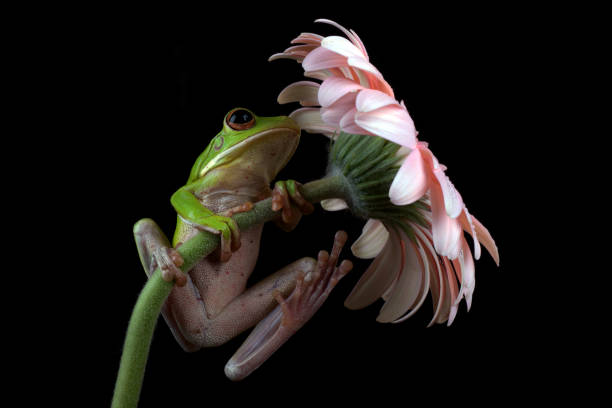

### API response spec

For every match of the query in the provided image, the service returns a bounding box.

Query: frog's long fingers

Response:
[286,180,314,215]
[198,215,241,262]
[327,230,348,273]
[272,181,293,224]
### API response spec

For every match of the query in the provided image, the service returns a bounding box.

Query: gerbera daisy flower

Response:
[272,19,499,325]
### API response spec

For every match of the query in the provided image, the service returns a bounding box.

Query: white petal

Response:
[302,46,348,72]
[413,224,446,327]
[304,70,331,81]
[392,235,432,323]
[431,182,462,259]
[321,35,365,58]
[377,238,425,323]
[452,237,476,311]
[277,81,320,106]
[288,108,338,137]
[441,256,459,325]
[320,198,348,211]
[350,219,389,259]
[344,229,401,310]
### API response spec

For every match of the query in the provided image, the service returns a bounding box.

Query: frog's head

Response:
[192,108,301,182]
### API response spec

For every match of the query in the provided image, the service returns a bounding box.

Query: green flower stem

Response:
[112,175,346,408]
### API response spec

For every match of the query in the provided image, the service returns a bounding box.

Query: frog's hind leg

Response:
[224,231,353,381]
[133,218,197,350]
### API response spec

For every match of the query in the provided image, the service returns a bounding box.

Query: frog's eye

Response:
[226,108,255,131]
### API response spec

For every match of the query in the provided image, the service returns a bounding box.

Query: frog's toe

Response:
[275,231,353,330]
[272,180,293,223]
[218,219,240,262]
[286,179,314,215]
[195,215,241,262]
[154,247,187,287]
[273,180,313,230]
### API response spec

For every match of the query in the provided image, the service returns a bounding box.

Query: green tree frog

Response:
[134,108,353,380]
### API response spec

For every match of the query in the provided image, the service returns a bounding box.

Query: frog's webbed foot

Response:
[273,230,353,330]
[272,179,314,231]
[224,230,352,381]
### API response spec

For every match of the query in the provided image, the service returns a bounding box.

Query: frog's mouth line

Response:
[199,127,300,177]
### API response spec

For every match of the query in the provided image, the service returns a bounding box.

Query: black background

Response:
[40,4,585,406]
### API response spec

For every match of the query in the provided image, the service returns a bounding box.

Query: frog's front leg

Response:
[224,231,353,381]
[171,188,241,262]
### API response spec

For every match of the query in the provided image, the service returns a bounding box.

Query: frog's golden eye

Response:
[226,108,255,130]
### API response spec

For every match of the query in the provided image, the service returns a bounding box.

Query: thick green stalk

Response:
[112,175,346,408]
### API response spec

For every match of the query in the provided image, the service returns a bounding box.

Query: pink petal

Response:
[290,32,324,45]
[315,19,364,53]
[348,28,368,59]
[283,44,318,55]
[277,81,320,106]
[344,229,402,310]
[458,207,481,260]
[321,35,365,58]
[389,148,428,205]
[430,182,462,259]
[350,219,389,259]
[302,47,347,72]
[419,143,440,169]
[442,256,459,325]
[354,104,417,148]
[432,168,464,219]
[268,53,303,62]
[355,89,399,112]
[318,77,363,107]
[339,107,368,135]
[346,57,394,97]
[288,108,337,137]
[472,215,500,266]
[450,237,476,313]
[320,92,358,126]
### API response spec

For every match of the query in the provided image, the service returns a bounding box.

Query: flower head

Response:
[272,19,499,325]
[271,19,414,147]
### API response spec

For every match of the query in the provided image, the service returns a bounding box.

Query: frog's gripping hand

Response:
[171,189,241,262]
[272,179,314,231]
